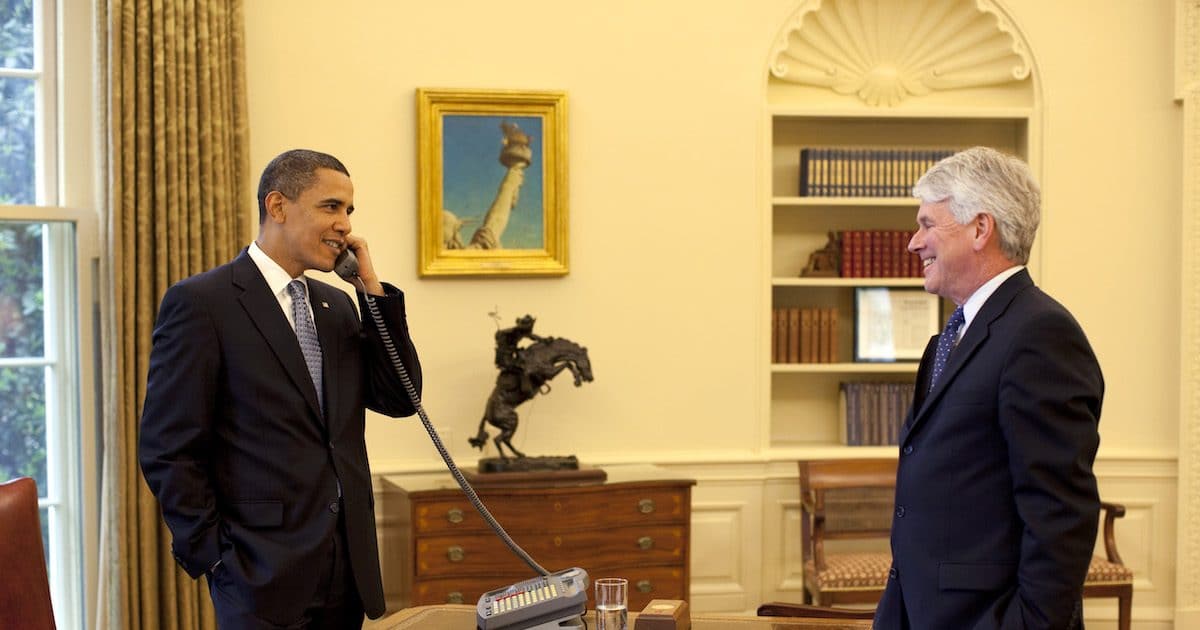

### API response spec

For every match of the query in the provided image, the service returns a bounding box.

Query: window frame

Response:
[0,205,97,630]
[1,0,99,628]
[0,0,58,205]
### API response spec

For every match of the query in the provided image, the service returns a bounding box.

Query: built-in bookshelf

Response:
[767,112,1034,451]
[761,0,1041,455]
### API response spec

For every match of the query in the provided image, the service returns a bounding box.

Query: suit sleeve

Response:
[137,283,223,578]
[993,310,1103,629]
[356,282,422,417]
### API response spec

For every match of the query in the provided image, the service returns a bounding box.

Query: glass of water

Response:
[594,577,628,630]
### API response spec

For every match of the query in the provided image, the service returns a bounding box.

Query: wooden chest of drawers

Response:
[384,470,694,612]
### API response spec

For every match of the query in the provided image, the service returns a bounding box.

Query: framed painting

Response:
[853,287,941,362]
[417,88,568,276]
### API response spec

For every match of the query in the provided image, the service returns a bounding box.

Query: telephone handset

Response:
[350,242,581,629]
[333,247,359,280]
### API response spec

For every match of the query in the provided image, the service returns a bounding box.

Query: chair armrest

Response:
[757,602,876,619]
[801,491,817,514]
[1100,501,1126,565]
[800,490,830,571]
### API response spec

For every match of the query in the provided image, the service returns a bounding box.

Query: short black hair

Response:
[257,149,350,223]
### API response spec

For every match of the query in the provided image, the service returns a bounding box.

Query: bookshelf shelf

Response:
[772,277,925,288]
[772,196,917,207]
[767,444,901,460]
[771,363,918,374]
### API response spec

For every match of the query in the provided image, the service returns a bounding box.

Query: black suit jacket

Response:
[873,270,1103,630]
[138,250,421,623]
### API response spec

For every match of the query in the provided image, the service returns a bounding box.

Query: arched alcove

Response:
[759,1,1043,449]
[767,0,1036,108]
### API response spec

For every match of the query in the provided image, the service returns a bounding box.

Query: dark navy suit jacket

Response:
[873,270,1103,630]
[139,250,421,623]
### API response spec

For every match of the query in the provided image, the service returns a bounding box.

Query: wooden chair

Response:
[798,459,897,607]
[1084,501,1134,630]
[0,477,57,629]
[794,459,1134,629]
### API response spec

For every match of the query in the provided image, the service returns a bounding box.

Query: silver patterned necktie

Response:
[929,306,965,393]
[286,279,324,414]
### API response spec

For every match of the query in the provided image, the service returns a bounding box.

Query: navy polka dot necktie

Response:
[287,279,324,414]
[929,306,965,393]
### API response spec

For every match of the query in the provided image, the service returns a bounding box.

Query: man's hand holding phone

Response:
[342,234,384,296]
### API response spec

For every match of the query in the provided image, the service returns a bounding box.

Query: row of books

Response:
[838,381,916,446]
[799,147,956,198]
[772,307,838,364]
[840,230,922,278]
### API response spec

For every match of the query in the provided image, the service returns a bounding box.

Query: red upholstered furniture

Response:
[0,477,57,629]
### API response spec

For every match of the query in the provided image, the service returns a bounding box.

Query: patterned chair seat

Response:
[802,553,1132,593]
[1087,555,1133,585]
[803,552,891,592]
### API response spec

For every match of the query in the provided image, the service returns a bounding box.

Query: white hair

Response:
[912,146,1040,264]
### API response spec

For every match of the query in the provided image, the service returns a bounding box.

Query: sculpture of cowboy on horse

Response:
[469,315,594,459]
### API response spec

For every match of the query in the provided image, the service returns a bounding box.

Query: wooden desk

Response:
[383,466,694,611]
[364,605,873,630]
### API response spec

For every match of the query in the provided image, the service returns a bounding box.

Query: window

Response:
[1,0,56,205]
[0,214,89,630]
[1,1,96,628]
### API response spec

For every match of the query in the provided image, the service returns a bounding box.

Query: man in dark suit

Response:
[139,149,421,629]
[874,147,1104,630]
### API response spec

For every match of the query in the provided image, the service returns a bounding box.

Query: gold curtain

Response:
[97,0,250,628]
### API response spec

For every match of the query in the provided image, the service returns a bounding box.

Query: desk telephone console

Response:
[476,567,589,630]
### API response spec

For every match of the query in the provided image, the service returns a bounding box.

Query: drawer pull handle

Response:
[446,508,464,524]
[636,580,653,593]
[447,546,465,562]
[637,536,654,550]
[447,591,464,604]
[638,499,656,514]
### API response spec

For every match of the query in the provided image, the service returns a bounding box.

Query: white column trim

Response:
[1177,1,1200,624]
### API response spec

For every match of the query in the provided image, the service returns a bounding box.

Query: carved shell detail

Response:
[769,0,1032,106]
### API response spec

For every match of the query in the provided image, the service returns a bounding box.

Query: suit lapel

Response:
[901,270,1034,444]
[231,252,325,422]
[907,336,938,416]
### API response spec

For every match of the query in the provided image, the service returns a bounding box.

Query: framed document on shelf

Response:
[853,288,941,362]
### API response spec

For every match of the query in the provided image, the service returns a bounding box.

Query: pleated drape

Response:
[96,1,250,628]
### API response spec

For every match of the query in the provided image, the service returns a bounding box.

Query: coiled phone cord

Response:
[354,277,550,578]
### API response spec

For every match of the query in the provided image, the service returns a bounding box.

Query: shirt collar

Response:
[248,241,305,297]
[960,265,1024,336]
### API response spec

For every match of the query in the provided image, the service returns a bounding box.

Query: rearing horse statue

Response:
[468,336,594,459]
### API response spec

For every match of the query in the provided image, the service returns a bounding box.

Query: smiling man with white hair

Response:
[874,146,1104,630]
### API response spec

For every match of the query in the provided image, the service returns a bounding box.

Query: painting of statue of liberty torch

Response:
[417,88,568,277]
[441,118,543,251]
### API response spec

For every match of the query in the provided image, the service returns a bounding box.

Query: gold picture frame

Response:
[417,88,569,277]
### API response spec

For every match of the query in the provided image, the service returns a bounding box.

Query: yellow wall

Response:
[1015,0,1181,460]
[242,0,1181,469]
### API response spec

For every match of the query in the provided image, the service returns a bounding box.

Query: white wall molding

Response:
[690,501,749,597]
[1178,1,1200,622]
[370,451,1176,479]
